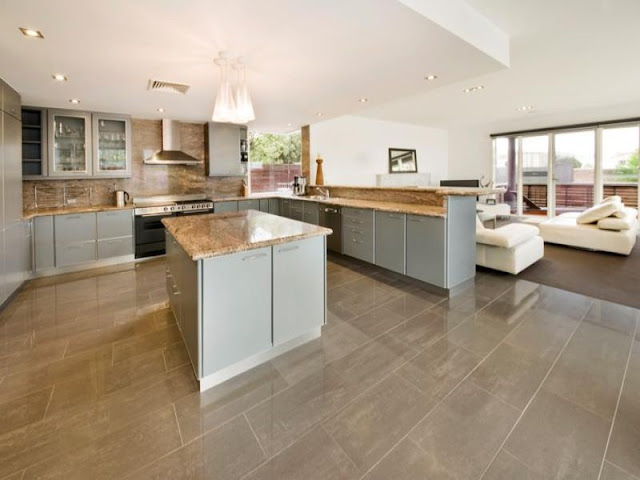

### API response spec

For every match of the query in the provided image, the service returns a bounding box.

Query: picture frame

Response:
[388,148,417,173]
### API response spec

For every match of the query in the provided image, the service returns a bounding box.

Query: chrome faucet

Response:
[317,188,330,199]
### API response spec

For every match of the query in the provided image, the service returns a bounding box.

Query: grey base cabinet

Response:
[302,202,319,225]
[375,212,406,274]
[34,216,55,271]
[34,209,133,273]
[406,215,446,288]
[214,201,238,213]
[342,208,374,263]
[166,234,200,375]
[238,199,260,211]
[289,200,304,221]
[268,198,280,215]
[54,213,96,268]
[259,199,270,212]
[201,246,273,376]
[273,236,325,345]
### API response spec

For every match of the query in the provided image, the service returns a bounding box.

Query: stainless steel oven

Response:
[133,194,214,258]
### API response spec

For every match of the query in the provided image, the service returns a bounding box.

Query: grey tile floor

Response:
[0,255,638,479]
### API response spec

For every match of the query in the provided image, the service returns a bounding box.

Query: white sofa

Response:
[538,207,638,255]
[476,219,544,274]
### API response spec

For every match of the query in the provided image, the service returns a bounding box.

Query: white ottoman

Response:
[476,220,544,274]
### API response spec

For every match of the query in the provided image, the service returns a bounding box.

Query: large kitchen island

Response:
[163,210,332,391]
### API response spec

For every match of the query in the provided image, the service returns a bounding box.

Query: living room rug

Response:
[517,234,640,309]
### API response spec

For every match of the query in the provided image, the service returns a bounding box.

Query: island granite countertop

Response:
[162,210,333,261]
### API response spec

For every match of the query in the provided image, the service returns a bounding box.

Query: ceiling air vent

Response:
[147,79,191,94]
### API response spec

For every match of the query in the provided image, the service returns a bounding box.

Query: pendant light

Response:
[212,51,237,123]
[234,57,255,124]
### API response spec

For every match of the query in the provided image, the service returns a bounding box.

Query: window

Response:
[601,125,639,207]
[492,119,640,216]
[249,131,302,193]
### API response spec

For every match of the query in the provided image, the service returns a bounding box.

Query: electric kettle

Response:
[115,190,130,207]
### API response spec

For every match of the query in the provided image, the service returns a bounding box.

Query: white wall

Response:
[309,115,448,186]
[448,100,640,183]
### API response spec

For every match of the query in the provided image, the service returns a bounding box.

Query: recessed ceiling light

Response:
[69,98,80,104]
[52,74,68,82]
[287,123,292,127]
[358,98,368,103]
[316,112,323,117]
[19,27,44,38]
[516,105,534,112]
[157,107,165,113]
[463,85,484,93]
[425,74,438,81]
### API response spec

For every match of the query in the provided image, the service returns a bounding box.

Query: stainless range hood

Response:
[144,119,202,165]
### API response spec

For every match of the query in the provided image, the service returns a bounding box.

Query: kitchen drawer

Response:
[343,231,374,263]
[55,213,96,245]
[97,210,133,240]
[342,209,374,229]
[238,199,260,211]
[97,236,133,259]
[56,241,96,267]
[214,201,238,213]
[342,207,374,220]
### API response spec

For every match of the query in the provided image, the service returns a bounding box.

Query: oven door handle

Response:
[138,212,174,217]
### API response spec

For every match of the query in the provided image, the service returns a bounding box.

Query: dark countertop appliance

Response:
[133,194,213,258]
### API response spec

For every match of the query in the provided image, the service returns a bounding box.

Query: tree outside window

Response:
[249,131,302,193]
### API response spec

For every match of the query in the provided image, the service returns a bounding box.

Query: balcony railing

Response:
[520,183,638,212]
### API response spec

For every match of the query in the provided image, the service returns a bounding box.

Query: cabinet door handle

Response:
[351,239,363,244]
[386,214,404,219]
[351,229,363,234]
[278,245,300,253]
[242,253,268,262]
[408,217,426,222]
[66,215,83,220]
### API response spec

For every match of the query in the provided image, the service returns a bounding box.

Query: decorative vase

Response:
[315,155,325,186]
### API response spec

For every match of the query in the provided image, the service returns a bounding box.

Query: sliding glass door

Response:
[552,130,595,215]
[519,135,550,216]
[494,122,639,218]
[601,125,639,208]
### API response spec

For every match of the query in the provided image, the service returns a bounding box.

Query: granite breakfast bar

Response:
[162,210,332,391]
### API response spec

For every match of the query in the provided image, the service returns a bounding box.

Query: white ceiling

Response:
[360,0,640,129]
[0,0,506,132]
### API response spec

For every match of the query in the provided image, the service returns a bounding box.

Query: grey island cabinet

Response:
[163,210,331,391]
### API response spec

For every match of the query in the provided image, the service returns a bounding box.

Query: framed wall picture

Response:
[388,148,417,173]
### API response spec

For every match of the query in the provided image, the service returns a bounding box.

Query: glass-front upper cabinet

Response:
[47,109,93,177]
[92,113,132,177]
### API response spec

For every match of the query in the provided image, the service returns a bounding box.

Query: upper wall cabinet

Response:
[47,109,93,177]
[92,113,132,177]
[27,107,131,179]
[21,107,48,178]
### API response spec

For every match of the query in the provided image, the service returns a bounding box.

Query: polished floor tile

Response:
[397,338,480,401]
[130,415,266,480]
[323,374,434,470]
[504,389,611,480]
[544,320,634,419]
[1,255,638,479]
[408,380,520,479]
[470,342,552,410]
[244,427,360,480]
[606,340,640,478]
[482,450,546,480]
